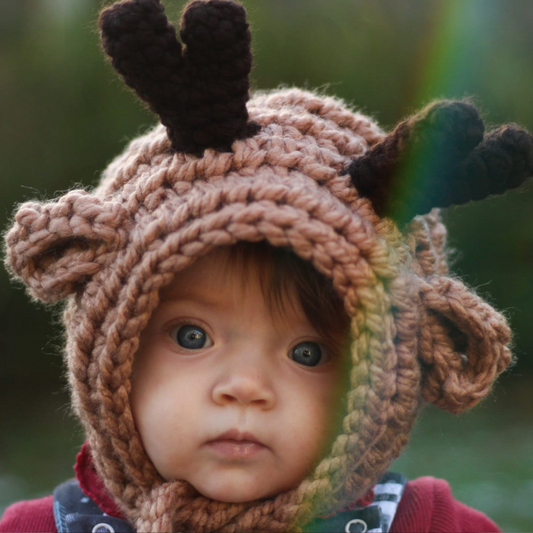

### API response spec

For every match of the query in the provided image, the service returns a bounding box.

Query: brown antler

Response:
[346,100,533,223]
[99,0,259,154]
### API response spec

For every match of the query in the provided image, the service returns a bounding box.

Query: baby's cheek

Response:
[311,391,345,457]
[133,402,190,481]
[286,403,332,461]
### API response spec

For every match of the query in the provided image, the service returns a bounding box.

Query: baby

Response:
[2,0,532,532]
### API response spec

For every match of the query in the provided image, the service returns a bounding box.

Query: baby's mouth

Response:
[205,429,268,459]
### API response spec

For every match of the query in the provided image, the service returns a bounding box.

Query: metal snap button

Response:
[92,523,115,533]
[345,518,368,533]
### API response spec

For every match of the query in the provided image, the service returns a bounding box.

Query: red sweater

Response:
[0,445,501,533]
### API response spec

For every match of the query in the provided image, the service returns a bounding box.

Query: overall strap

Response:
[305,472,407,533]
[53,479,134,533]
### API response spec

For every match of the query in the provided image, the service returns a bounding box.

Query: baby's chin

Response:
[188,475,298,503]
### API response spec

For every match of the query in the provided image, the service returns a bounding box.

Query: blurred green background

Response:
[1,0,532,531]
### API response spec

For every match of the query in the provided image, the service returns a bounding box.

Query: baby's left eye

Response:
[289,341,325,367]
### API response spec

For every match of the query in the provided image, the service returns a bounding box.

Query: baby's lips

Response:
[203,429,270,460]
[206,428,265,446]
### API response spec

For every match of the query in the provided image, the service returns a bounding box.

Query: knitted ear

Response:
[4,191,128,303]
[99,0,260,154]
[417,276,512,413]
[346,100,533,223]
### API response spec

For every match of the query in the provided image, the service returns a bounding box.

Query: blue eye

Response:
[174,324,210,350]
[290,341,324,367]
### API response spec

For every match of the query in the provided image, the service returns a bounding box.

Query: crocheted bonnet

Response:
[5,1,533,531]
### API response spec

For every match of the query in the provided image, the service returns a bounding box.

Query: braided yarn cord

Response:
[4,89,513,532]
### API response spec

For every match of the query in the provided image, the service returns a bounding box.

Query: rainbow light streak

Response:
[391,1,492,223]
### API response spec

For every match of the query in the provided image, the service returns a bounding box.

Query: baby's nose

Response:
[212,370,276,409]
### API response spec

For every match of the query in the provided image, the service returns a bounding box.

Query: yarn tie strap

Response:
[53,474,406,533]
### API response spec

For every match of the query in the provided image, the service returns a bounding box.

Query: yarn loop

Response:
[418,276,512,413]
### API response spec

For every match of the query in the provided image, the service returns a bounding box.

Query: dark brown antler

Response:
[346,100,533,223]
[99,0,259,154]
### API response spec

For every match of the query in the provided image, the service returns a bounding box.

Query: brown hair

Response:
[208,240,351,358]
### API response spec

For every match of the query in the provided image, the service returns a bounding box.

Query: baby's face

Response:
[131,248,346,503]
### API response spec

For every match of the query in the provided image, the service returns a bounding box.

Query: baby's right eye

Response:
[289,341,326,367]
[171,324,212,350]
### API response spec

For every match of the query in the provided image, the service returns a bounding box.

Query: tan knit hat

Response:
[5,1,533,531]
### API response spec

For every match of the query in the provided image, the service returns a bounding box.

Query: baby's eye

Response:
[171,324,212,350]
[289,341,325,367]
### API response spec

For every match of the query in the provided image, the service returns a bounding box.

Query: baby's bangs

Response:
[212,241,351,356]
